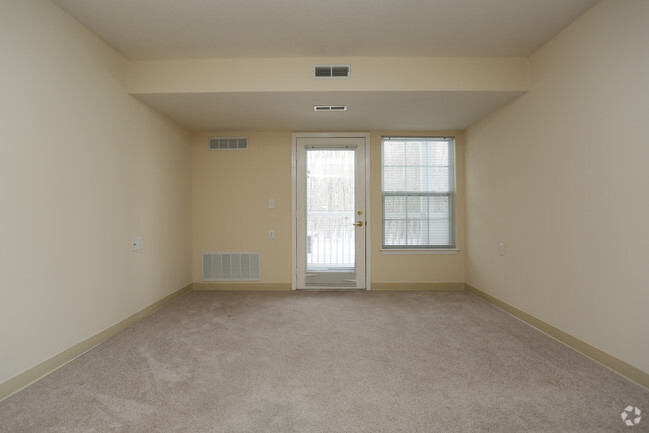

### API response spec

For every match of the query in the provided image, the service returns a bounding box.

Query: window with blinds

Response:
[381,137,455,249]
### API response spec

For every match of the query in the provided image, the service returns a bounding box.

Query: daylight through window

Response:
[382,137,455,249]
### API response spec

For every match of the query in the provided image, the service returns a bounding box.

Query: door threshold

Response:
[296,288,367,291]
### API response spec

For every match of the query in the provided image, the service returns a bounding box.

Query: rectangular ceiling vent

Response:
[203,252,261,281]
[209,137,248,150]
[314,64,350,79]
[314,105,348,112]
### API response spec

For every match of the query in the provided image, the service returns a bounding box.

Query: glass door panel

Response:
[305,148,356,287]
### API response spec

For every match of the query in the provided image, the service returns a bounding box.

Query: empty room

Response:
[1,0,648,431]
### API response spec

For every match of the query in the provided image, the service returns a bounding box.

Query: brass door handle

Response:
[353,221,364,227]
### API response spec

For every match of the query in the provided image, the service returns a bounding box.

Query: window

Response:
[382,137,455,249]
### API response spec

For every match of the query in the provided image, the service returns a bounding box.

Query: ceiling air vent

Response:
[314,105,348,112]
[314,64,350,79]
[209,137,248,150]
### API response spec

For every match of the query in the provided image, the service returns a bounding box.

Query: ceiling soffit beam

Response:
[127,57,529,95]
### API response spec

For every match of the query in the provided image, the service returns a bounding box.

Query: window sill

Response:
[381,248,460,255]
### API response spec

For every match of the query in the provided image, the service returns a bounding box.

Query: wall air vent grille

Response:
[209,137,248,150]
[314,64,350,79]
[202,252,261,281]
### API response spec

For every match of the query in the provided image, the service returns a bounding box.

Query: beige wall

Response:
[191,131,294,284]
[192,130,465,287]
[465,0,649,374]
[0,0,192,385]
[128,57,529,94]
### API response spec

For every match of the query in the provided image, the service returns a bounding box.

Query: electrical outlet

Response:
[268,230,275,240]
[499,242,505,256]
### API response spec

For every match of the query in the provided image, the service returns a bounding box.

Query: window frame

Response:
[381,136,456,250]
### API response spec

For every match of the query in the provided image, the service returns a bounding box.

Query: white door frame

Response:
[291,132,371,291]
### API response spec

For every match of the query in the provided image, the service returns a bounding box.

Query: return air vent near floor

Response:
[203,252,261,281]
[209,137,248,150]
[314,64,351,79]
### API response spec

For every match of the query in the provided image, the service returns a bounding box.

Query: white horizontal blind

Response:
[382,137,455,248]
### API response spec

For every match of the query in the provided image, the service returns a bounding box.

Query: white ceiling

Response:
[52,0,600,60]
[51,0,600,131]
[134,91,524,132]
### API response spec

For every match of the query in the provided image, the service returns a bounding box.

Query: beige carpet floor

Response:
[0,290,647,432]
